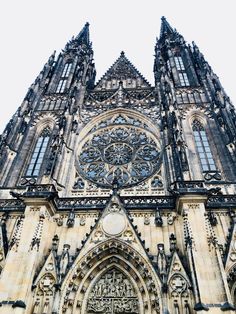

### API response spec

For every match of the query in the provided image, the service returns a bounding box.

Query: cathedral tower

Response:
[0,18,236,313]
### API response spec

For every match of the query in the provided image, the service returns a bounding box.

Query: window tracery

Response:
[174,56,190,87]
[76,117,161,189]
[56,62,72,93]
[192,119,216,172]
[26,128,50,177]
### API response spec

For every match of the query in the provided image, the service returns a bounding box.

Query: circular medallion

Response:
[102,213,126,235]
[104,143,133,165]
[76,123,162,189]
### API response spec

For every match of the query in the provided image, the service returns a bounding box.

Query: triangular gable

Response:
[33,251,58,287]
[167,251,192,297]
[95,51,151,90]
[71,191,154,265]
[225,223,236,272]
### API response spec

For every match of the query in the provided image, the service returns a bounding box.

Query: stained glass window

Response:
[174,56,190,87]
[192,120,216,172]
[26,129,50,176]
[76,121,162,189]
[56,62,72,93]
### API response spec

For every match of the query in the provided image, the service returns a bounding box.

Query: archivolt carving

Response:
[59,240,162,314]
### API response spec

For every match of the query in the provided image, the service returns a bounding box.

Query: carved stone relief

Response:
[86,268,139,313]
[169,275,188,297]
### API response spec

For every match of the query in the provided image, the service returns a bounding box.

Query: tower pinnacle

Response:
[75,22,90,45]
[160,16,175,38]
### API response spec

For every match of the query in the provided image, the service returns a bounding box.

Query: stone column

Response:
[0,197,56,314]
[177,195,235,313]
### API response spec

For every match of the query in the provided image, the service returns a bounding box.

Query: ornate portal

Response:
[77,121,161,189]
[86,268,139,313]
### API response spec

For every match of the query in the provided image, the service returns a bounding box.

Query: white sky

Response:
[0,0,236,133]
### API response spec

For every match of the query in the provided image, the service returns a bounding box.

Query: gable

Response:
[94,51,151,90]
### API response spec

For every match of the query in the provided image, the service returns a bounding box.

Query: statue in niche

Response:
[59,244,70,281]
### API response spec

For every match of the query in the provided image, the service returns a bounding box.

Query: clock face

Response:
[76,117,162,189]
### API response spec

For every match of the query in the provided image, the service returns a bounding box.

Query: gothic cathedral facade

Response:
[0,17,236,314]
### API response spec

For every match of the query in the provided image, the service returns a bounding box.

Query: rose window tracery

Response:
[76,121,161,188]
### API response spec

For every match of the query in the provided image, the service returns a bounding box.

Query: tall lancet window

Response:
[56,62,72,93]
[26,128,50,177]
[174,56,190,87]
[192,120,216,172]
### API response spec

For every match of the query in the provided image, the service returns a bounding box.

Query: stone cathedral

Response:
[1,16,236,314]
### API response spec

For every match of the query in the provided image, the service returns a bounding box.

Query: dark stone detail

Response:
[23,184,58,200]
[207,195,236,209]
[67,210,75,228]
[169,233,177,252]
[204,171,222,181]
[0,199,25,211]
[220,302,235,311]
[36,94,69,111]
[169,180,208,197]
[194,302,209,311]
[208,211,217,226]
[155,208,163,227]
[1,215,9,256]
[12,300,26,308]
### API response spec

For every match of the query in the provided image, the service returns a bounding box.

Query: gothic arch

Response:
[59,239,162,314]
[185,109,209,129]
[77,108,162,144]
[181,108,221,180]
[31,112,58,134]
[81,264,143,314]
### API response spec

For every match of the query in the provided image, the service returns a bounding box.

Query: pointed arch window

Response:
[192,120,216,172]
[174,56,190,87]
[56,62,72,93]
[26,128,50,177]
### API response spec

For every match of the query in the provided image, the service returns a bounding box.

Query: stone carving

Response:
[123,230,134,242]
[144,214,150,225]
[67,210,75,227]
[93,230,104,243]
[59,244,70,280]
[80,217,86,226]
[167,213,175,225]
[30,215,45,251]
[9,215,24,252]
[37,274,55,296]
[76,124,161,189]
[169,275,188,297]
[86,268,139,313]
[187,203,200,210]
[155,208,163,227]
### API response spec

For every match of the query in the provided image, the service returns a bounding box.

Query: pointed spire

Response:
[75,22,90,45]
[160,16,175,38]
[64,22,91,52]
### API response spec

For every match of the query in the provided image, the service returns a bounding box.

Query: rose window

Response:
[76,124,161,189]
[104,143,133,165]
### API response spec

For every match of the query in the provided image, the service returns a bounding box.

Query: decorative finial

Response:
[120,51,125,57]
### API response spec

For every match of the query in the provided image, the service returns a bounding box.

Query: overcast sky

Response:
[0,0,235,133]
